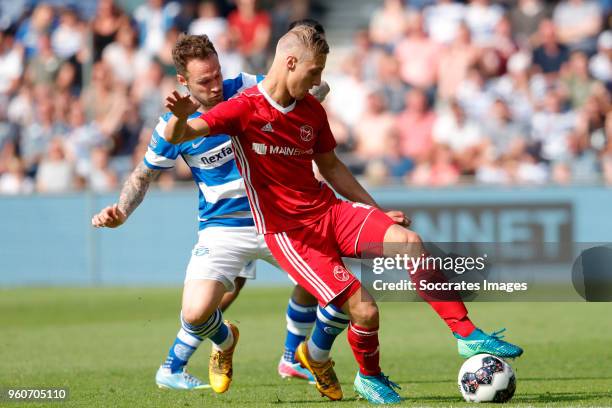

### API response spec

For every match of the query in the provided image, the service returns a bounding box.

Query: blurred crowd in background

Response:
[0,0,611,195]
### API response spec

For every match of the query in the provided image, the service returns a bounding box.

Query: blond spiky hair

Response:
[279,25,329,58]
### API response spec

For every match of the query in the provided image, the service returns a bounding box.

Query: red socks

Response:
[347,323,381,376]
[409,263,476,337]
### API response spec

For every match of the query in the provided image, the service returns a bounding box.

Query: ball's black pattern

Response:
[493,374,516,403]
[461,355,513,400]
[461,372,479,394]
[483,356,504,373]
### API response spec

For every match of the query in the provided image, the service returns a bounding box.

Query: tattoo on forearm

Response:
[118,163,160,217]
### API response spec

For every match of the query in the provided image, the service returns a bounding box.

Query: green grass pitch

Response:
[1,287,611,407]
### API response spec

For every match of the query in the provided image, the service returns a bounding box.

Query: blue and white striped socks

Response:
[283,299,317,363]
[163,308,232,373]
[307,304,350,362]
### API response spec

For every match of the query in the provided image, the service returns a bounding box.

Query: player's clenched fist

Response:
[91,204,127,228]
[165,90,200,119]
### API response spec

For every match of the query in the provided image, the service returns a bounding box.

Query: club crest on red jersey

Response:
[299,125,314,142]
[333,265,350,282]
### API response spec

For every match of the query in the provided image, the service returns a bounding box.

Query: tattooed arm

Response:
[91,162,161,228]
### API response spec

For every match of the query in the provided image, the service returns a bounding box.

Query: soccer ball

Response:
[458,354,516,403]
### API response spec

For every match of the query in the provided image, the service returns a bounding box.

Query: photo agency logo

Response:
[358,203,612,302]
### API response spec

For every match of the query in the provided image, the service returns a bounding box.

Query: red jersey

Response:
[200,83,338,234]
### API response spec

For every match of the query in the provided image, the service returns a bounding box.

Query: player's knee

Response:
[396,229,423,256]
[399,229,422,245]
[181,304,212,325]
[350,301,379,327]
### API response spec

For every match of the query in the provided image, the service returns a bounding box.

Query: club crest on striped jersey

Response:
[333,265,350,282]
[299,125,314,142]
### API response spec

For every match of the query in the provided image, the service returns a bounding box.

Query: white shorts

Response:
[185,226,280,291]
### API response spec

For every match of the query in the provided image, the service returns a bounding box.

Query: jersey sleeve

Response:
[313,103,337,154]
[143,113,181,170]
[223,72,265,100]
[199,97,251,137]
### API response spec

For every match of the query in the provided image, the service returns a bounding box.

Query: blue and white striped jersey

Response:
[143,72,264,230]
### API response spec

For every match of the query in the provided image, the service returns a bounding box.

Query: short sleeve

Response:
[314,105,337,154]
[143,114,181,170]
[223,72,265,100]
[200,97,251,137]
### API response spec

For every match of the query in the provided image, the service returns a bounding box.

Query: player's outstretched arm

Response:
[164,91,211,144]
[314,151,410,226]
[91,162,161,228]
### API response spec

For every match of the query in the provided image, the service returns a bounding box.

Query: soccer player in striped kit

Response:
[92,24,352,393]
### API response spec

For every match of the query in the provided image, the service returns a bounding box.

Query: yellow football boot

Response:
[208,321,239,393]
[295,341,343,401]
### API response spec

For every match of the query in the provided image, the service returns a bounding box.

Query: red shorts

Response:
[264,200,395,306]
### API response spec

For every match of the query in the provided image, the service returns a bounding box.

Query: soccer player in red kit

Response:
[163,26,522,404]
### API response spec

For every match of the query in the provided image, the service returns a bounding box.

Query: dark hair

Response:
[288,18,325,35]
[172,34,218,77]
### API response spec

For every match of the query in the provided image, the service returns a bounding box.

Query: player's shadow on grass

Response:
[407,391,612,404]
[272,397,360,404]
[520,375,612,382]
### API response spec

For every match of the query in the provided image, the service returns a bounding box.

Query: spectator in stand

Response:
[464,0,504,47]
[91,0,128,62]
[51,7,85,59]
[553,0,603,54]
[19,99,59,172]
[188,1,227,44]
[134,60,171,128]
[562,50,601,108]
[433,99,486,173]
[0,157,34,195]
[27,34,61,87]
[396,88,436,161]
[482,99,527,159]
[353,87,397,160]
[64,101,105,179]
[409,144,460,186]
[456,65,495,122]
[80,61,128,137]
[365,131,414,185]
[0,27,23,100]
[369,0,409,48]
[6,82,34,129]
[531,89,577,162]
[589,30,612,86]
[228,0,271,72]
[102,22,151,85]
[532,19,570,75]
[352,29,382,82]
[326,54,368,129]
[491,52,537,126]
[395,11,440,91]
[15,3,54,59]
[55,60,80,96]
[485,14,519,77]
[36,137,75,193]
[437,23,480,100]
[510,0,552,48]
[133,0,180,55]
[377,51,409,113]
[216,31,246,79]
[155,27,180,77]
[423,0,466,45]
[88,146,118,192]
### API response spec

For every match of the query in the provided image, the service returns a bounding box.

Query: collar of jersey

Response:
[257,82,296,114]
